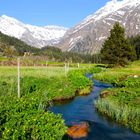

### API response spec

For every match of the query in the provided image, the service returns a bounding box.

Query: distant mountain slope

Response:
[58,0,140,54]
[0,15,67,48]
[0,32,95,63]
[0,31,39,55]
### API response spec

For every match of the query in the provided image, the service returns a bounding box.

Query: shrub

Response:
[0,93,67,140]
[67,70,92,90]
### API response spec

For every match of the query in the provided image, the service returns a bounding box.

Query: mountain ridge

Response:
[0,15,67,48]
[58,0,140,54]
[1,0,140,53]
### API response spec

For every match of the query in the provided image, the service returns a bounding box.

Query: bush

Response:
[67,70,92,90]
[0,93,67,140]
[2,110,66,140]
[89,67,105,74]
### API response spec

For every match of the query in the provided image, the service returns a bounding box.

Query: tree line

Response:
[0,24,140,65]
[0,32,100,63]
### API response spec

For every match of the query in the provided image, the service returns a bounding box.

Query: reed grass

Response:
[94,61,140,133]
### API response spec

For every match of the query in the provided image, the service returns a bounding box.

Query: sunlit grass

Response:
[0,65,92,98]
[0,66,67,78]
[93,61,140,86]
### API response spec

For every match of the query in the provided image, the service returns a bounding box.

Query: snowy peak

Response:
[0,15,68,48]
[101,0,140,12]
[0,15,26,39]
[1,15,23,24]
[83,0,140,24]
[59,0,140,54]
[44,25,67,30]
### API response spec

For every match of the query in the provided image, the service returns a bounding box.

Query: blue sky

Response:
[0,0,110,27]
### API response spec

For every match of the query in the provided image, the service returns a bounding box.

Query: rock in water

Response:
[67,122,89,138]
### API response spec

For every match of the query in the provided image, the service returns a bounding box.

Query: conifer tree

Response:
[100,22,136,66]
[128,35,140,60]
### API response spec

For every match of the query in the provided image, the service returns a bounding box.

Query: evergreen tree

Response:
[128,35,140,60]
[100,22,136,66]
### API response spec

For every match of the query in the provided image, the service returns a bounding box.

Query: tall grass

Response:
[0,66,67,97]
[0,66,92,98]
[0,66,67,78]
[94,61,140,133]
[96,98,140,133]
[95,88,140,133]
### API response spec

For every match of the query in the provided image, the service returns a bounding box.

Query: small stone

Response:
[100,91,111,98]
[67,122,89,138]
[134,75,139,78]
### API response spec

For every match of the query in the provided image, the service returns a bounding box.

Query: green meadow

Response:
[0,65,92,139]
[94,61,140,133]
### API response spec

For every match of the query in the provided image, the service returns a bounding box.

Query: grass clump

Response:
[67,70,92,95]
[95,88,140,133]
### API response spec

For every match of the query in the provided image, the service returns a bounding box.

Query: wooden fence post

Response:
[64,63,67,76]
[78,63,79,68]
[17,58,20,98]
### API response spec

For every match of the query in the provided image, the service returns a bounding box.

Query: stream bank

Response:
[49,76,140,140]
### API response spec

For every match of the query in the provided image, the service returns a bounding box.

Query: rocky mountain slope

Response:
[0,15,67,48]
[58,0,140,54]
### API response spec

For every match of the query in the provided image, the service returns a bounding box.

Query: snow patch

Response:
[98,36,106,41]
[68,36,83,51]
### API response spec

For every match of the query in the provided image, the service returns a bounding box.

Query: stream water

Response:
[49,75,140,140]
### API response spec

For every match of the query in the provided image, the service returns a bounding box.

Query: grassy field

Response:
[0,65,92,139]
[0,66,67,77]
[93,61,140,86]
[94,61,140,133]
[0,66,92,97]
[0,56,96,68]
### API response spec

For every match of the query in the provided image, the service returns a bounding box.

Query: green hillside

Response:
[0,31,39,56]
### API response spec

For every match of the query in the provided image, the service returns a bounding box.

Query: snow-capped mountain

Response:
[0,15,67,48]
[58,0,140,54]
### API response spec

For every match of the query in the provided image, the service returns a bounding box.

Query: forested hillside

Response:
[0,32,98,63]
[0,31,39,56]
